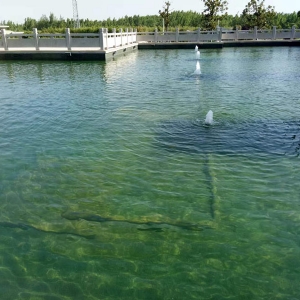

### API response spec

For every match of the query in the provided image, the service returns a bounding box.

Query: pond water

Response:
[0,47,300,299]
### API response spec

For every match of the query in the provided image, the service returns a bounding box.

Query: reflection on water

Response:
[0,48,300,299]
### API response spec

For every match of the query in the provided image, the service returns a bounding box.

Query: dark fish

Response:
[137,228,164,232]
[0,221,95,240]
[0,221,29,230]
[61,211,208,232]
[155,119,300,157]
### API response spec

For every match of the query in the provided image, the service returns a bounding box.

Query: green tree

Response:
[36,15,50,30]
[23,17,37,31]
[6,9,300,33]
[242,0,276,29]
[159,1,171,31]
[201,0,228,30]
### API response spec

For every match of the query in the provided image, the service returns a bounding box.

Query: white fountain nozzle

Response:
[205,110,213,125]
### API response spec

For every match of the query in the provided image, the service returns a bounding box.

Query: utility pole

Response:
[72,0,80,28]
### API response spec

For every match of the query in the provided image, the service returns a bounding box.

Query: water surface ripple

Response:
[1,47,300,299]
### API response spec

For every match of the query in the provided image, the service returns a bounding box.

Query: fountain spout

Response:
[205,110,213,125]
[194,61,201,75]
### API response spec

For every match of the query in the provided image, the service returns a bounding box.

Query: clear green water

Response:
[0,47,300,299]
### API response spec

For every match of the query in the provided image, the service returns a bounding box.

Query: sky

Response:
[1,0,299,24]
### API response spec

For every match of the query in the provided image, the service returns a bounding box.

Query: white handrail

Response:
[0,27,298,51]
[0,28,138,51]
[136,26,298,43]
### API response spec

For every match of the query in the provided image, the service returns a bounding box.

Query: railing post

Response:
[197,28,200,42]
[99,28,104,50]
[105,28,109,49]
[33,28,39,50]
[254,26,258,40]
[175,27,179,42]
[1,29,8,50]
[130,28,133,44]
[126,28,129,45]
[119,28,123,46]
[235,28,239,41]
[155,28,158,43]
[218,27,222,42]
[272,26,276,40]
[291,25,295,39]
[113,28,116,48]
[65,28,71,50]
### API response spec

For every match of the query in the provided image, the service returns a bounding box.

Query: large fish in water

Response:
[61,211,210,232]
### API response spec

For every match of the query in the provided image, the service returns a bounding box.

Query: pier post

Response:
[33,28,39,50]
[126,28,129,45]
[235,28,239,41]
[272,26,276,40]
[113,28,116,48]
[99,28,104,50]
[1,29,8,50]
[66,28,71,50]
[175,28,179,42]
[291,26,295,39]
[254,26,258,40]
[119,28,123,46]
[197,28,200,42]
[155,28,158,43]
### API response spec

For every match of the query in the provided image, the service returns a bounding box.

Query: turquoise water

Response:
[0,47,300,299]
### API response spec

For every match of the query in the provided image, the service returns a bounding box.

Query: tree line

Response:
[1,0,300,33]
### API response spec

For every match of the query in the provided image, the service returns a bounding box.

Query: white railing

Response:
[104,28,137,49]
[0,28,138,51]
[0,27,299,51]
[137,28,221,43]
[137,26,300,43]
